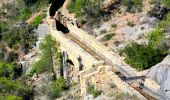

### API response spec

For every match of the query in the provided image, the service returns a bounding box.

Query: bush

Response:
[121,0,143,12]
[0,62,14,78]
[122,0,143,7]
[80,19,87,25]
[2,25,36,50]
[127,21,135,27]
[18,8,32,20]
[102,33,115,41]
[116,93,138,100]
[31,35,61,75]
[111,24,117,28]
[123,43,166,70]
[100,29,107,34]
[87,83,102,98]
[0,22,9,33]
[23,0,52,7]
[67,0,76,14]
[48,77,68,99]
[31,57,53,74]
[0,94,23,100]
[0,77,33,100]
[149,0,157,4]
[148,28,163,48]
[133,0,143,6]
[123,27,169,70]
[67,0,102,17]
[158,12,170,30]
[30,15,43,28]
[3,31,21,48]
[163,0,170,8]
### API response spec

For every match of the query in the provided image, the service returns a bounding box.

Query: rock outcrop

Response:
[147,55,170,99]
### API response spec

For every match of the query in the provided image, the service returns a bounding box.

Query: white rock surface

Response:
[147,55,170,99]
[36,23,50,39]
[122,16,157,41]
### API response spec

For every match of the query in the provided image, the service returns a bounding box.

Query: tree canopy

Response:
[31,34,61,75]
[0,62,14,78]
[0,77,33,100]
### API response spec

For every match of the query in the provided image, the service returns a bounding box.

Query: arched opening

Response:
[66,59,74,65]
[77,56,84,71]
[55,19,69,33]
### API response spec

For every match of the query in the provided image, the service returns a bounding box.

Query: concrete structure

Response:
[46,10,162,99]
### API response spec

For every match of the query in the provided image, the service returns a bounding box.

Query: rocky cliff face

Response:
[147,55,170,99]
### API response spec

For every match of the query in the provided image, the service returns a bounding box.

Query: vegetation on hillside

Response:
[121,0,143,12]
[158,12,170,30]
[31,35,62,75]
[102,33,115,41]
[0,62,15,78]
[67,0,103,17]
[163,0,170,8]
[67,0,143,18]
[123,0,170,71]
[48,77,69,99]
[0,0,51,99]
[0,77,33,100]
[30,35,68,99]
[148,28,164,48]
[87,83,102,98]
[30,15,44,28]
[123,28,169,70]
[123,42,166,70]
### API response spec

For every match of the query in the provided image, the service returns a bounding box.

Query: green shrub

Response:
[67,0,76,14]
[67,0,102,17]
[2,25,36,50]
[23,0,52,7]
[102,33,115,41]
[30,15,43,28]
[0,62,14,78]
[31,35,61,75]
[80,19,87,25]
[0,94,23,100]
[0,52,4,60]
[122,0,143,7]
[116,93,138,100]
[163,0,170,8]
[148,28,163,48]
[149,0,157,4]
[158,12,170,30]
[48,77,68,99]
[133,0,143,6]
[31,58,53,74]
[0,22,9,33]
[87,83,102,98]
[100,29,107,34]
[18,8,32,20]
[123,43,166,70]
[121,0,143,12]
[0,77,33,100]
[111,24,117,28]
[127,21,135,27]
[3,31,21,48]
